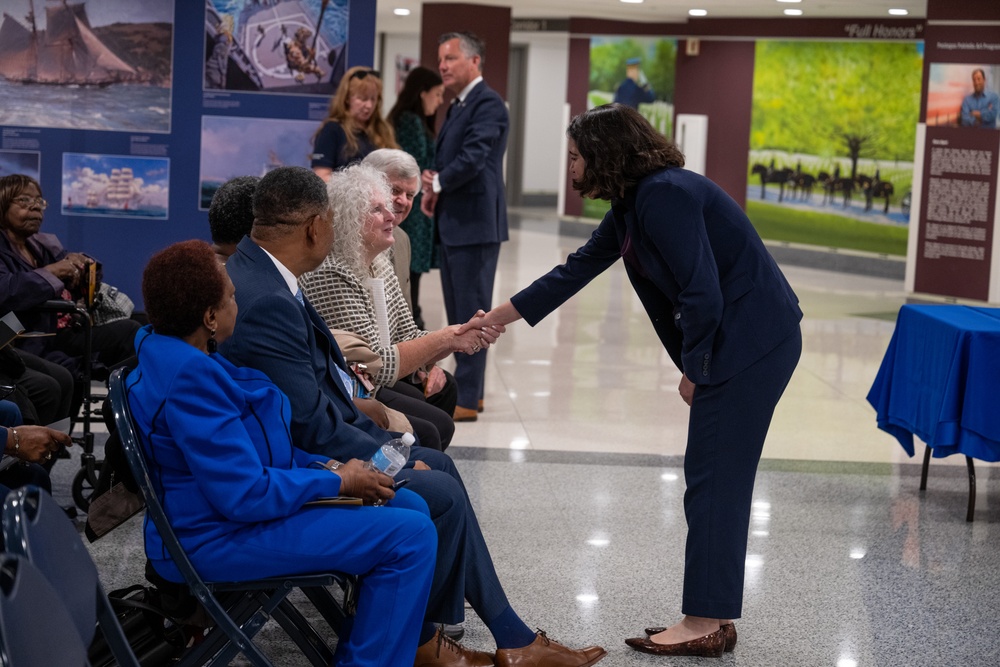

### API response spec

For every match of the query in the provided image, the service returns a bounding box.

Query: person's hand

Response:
[678,374,695,407]
[457,309,507,338]
[4,426,72,464]
[412,461,431,471]
[424,365,447,397]
[333,459,395,505]
[352,397,391,430]
[420,191,437,217]
[421,169,437,191]
[449,323,499,355]
[44,256,85,287]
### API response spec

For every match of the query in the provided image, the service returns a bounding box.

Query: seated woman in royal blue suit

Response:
[127,239,437,667]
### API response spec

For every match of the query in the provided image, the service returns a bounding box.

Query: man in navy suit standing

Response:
[421,32,509,422]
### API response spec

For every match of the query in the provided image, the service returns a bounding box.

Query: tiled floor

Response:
[71,208,1000,666]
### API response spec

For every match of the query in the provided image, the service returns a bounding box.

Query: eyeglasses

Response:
[12,196,47,209]
[350,69,381,81]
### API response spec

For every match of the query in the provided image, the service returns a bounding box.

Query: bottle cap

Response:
[401,432,415,446]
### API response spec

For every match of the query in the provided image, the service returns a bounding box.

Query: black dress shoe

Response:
[644,623,736,652]
[625,628,726,657]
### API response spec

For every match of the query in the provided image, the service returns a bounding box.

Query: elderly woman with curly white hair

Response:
[299,163,496,451]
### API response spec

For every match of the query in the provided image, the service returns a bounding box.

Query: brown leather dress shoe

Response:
[644,623,736,652]
[495,631,606,667]
[414,630,495,667]
[453,406,478,422]
[625,628,726,657]
[477,400,484,413]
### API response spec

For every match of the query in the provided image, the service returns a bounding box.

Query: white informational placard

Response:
[675,114,708,176]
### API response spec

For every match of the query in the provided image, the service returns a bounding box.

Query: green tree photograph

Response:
[747,40,924,255]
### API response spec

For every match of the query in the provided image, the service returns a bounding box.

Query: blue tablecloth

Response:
[867,305,1000,462]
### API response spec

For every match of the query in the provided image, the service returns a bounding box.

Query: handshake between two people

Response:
[449,310,506,356]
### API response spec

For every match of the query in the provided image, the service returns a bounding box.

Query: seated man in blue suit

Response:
[222,166,606,667]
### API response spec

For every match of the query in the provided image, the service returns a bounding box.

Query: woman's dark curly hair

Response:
[143,240,226,338]
[567,104,685,200]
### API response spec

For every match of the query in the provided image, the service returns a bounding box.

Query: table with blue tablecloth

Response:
[867,304,1000,520]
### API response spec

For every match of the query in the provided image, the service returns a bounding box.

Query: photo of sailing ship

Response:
[205,0,348,95]
[0,149,40,179]
[61,153,169,219]
[199,114,315,208]
[0,0,174,132]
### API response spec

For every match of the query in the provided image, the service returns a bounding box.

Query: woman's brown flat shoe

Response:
[644,623,736,652]
[625,628,726,657]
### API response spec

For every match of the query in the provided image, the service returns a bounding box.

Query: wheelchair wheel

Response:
[72,462,102,512]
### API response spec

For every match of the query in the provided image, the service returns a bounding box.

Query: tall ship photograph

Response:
[61,153,170,219]
[0,0,174,132]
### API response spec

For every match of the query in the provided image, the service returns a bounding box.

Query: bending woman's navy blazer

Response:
[512,167,802,384]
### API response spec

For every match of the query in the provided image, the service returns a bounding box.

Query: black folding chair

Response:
[0,554,90,667]
[108,367,355,667]
[1,486,139,666]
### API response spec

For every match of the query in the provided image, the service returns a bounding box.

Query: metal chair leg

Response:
[965,456,976,522]
[920,445,931,491]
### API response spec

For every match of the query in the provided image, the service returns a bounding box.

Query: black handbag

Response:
[89,585,190,667]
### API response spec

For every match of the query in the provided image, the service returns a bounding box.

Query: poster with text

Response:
[747,40,923,257]
[0,0,175,133]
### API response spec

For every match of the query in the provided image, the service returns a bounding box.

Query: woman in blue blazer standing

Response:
[466,104,802,658]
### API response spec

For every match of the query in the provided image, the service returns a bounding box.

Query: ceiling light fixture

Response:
[776,0,802,3]
[888,8,909,15]
[784,8,804,15]
[620,0,644,4]
[393,7,410,16]
[689,8,708,16]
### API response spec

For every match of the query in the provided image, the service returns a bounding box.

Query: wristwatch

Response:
[310,460,343,472]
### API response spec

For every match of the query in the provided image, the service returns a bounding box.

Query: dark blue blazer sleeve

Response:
[511,210,621,326]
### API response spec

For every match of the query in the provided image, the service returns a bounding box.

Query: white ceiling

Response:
[376,0,929,34]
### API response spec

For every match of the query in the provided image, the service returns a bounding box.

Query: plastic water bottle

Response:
[367,432,414,478]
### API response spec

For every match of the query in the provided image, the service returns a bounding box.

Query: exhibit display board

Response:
[0,0,374,308]
[907,21,1000,302]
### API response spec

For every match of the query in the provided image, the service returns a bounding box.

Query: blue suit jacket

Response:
[433,80,509,247]
[221,237,390,461]
[511,167,802,386]
[128,326,342,581]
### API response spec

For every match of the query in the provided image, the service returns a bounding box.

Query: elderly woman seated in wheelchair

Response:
[0,174,140,378]
[126,239,437,665]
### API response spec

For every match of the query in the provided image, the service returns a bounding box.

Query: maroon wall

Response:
[563,37,592,217]
[420,3,511,109]
[674,40,756,208]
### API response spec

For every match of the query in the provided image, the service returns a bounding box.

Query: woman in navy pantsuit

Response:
[466,104,802,658]
[129,240,437,667]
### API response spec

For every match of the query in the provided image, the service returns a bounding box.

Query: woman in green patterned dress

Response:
[387,67,445,329]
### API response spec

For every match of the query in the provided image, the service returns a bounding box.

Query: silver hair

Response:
[439,31,485,67]
[327,163,393,278]
[362,148,420,181]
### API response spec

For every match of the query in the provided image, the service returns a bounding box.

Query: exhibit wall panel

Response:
[0,0,376,309]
